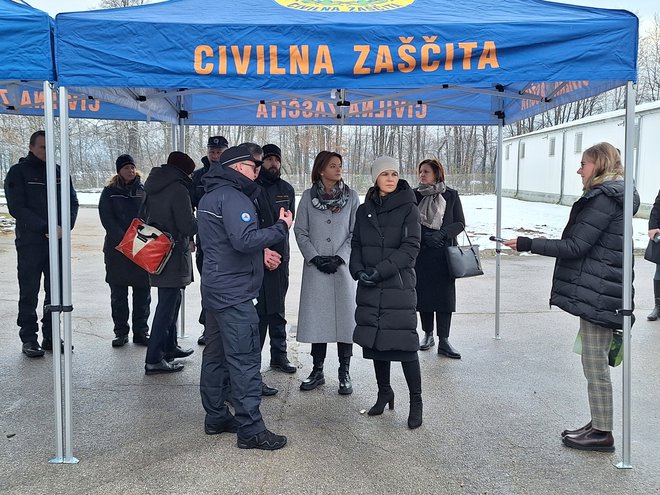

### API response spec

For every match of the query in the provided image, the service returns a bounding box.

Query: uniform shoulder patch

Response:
[240,212,252,222]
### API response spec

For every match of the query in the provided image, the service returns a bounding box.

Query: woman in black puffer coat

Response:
[350,156,422,429]
[504,142,639,453]
[99,154,151,348]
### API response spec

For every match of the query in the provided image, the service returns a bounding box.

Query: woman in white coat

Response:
[295,151,360,395]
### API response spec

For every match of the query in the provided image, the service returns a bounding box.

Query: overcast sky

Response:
[26,0,660,19]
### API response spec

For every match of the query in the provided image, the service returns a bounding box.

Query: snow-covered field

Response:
[72,192,650,251]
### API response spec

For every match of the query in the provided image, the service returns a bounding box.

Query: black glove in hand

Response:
[332,255,345,266]
[312,256,338,274]
[364,268,381,283]
[425,229,447,249]
[357,271,376,287]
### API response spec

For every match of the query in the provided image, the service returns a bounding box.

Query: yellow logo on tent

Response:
[275,0,414,12]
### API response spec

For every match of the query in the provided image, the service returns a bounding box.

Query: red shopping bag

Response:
[115,218,174,275]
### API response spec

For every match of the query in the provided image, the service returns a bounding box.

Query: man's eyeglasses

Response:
[239,161,261,171]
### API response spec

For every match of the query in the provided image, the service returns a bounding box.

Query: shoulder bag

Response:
[115,218,174,275]
[446,229,484,278]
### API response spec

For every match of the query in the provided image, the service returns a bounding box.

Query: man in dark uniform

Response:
[4,130,79,357]
[198,145,292,450]
[191,136,229,346]
[255,144,296,375]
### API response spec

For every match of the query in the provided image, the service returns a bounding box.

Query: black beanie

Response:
[115,154,135,174]
[166,151,195,176]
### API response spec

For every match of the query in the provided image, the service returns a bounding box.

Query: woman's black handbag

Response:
[644,234,660,264]
[446,230,484,278]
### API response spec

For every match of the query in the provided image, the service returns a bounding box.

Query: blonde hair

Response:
[107,171,142,187]
[582,142,624,191]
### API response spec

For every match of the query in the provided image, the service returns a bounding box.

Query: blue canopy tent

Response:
[52,0,638,466]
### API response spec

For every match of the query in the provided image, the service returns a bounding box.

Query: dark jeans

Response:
[145,287,181,364]
[258,312,287,360]
[16,244,52,344]
[200,301,265,438]
[109,284,151,337]
[311,342,353,360]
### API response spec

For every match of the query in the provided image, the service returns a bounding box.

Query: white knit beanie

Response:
[371,156,399,183]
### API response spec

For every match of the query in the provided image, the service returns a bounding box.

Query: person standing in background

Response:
[142,151,197,375]
[191,136,229,346]
[255,144,297,378]
[98,154,151,348]
[646,189,660,321]
[4,130,79,357]
[414,158,465,359]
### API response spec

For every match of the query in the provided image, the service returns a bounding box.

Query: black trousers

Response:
[310,342,353,360]
[373,357,422,397]
[109,284,151,338]
[145,287,180,364]
[419,311,452,337]
[258,312,287,360]
[195,246,206,327]
[16,243,52,344]
[200,301,265,438]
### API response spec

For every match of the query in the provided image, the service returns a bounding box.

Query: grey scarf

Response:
[416,182,447,230]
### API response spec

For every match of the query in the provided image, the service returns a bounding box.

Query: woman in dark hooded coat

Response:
[98,154,151,347]
[349,156,422,429]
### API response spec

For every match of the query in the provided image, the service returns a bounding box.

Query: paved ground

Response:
[1,207,659,494]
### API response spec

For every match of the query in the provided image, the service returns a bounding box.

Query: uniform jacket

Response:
[255,169,296,316]
[143,165,197,288]
[527,180,639,329]
[197,165,289,311]
[414,187,465,313]
[190,156,211,209]
[350,180,421,352]
[98,176,150,287]
[4,152,79,247]
[294,187,360,344]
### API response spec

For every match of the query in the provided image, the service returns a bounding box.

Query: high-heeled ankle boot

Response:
[419,332,435,350]
[408,393,423,429]
[368,386,395,416]
[338,356,353,395]
[648,280,660,321]
[300,357,325,391]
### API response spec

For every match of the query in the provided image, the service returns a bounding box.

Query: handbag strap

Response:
[460,228,474,247]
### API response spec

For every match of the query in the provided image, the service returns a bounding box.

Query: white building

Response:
[502,100,660,216]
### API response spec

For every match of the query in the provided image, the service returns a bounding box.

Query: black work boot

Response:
[419,331,435,350]
[338,356,353,395]
[300,357,325,391]
[647,280,660,321]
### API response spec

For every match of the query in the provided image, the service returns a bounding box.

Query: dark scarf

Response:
[310,179,350,213]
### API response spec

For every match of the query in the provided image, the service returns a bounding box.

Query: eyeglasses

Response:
[239,161,261,171]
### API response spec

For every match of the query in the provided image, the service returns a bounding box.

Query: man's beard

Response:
[265,167,281,179]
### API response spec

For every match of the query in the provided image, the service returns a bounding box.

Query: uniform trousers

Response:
[579,318,613,432]
[16,243,52,344]
[200,301,266,438]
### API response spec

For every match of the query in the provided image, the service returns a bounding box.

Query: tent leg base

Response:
[615,461,632,470]
[49,456,79,464]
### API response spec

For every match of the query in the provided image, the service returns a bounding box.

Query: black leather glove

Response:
[425,229,447,249]
[312,256,336,274]
[332,255,345,266]
[357,270,376,287]
[363,268,382,283]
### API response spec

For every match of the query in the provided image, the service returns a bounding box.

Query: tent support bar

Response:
[494,116,503,340]
[44,81,64,464]
[616,80,635,470]
[58,86,78,464]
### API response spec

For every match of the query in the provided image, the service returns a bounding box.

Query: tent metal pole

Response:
[616,80,635,470]
[176,95,186,339]
[43,81,64,463]
[170,124,178,151]
[58,86,79,464]
[494,118,503,339]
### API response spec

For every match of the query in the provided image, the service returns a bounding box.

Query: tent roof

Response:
[53,0,638,125]
[0,0,53,81]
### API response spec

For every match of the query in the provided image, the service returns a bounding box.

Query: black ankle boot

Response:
[437,338,461,359]
[419,332,435,350]
[649,281,660,321]
[368,387,395,416]
[300,357,325,391]
[338,356,353,395]
[408,394,423,429]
